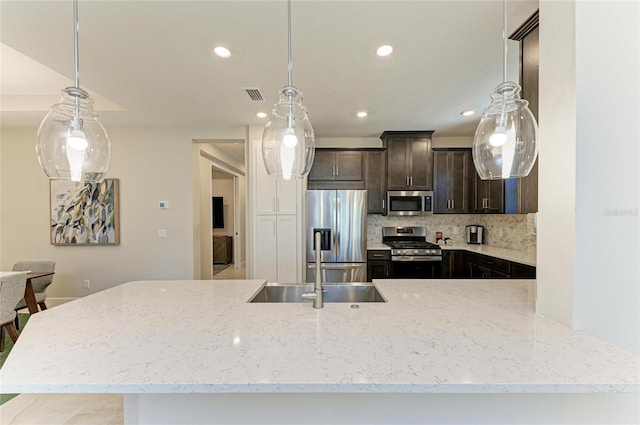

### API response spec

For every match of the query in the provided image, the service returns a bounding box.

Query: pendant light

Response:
[472,0,538,180]
[262,0,315,180]
[36,0,111,183]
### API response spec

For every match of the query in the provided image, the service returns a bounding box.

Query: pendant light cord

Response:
[73,0,80,88]
[286,0,294,128]
[72,0,81,125]
[287,0,292,87]
[502,0,508,83]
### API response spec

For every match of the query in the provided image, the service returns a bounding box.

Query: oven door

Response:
[390,259,442,279]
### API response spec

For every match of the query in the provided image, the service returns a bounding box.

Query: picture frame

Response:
[49,178,120,245]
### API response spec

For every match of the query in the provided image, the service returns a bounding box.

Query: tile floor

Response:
[1,265,247,424]
[212,263,246,280]
[0,394,122,425]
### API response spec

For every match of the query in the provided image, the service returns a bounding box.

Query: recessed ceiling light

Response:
[461,109,475,117]
[256,112,268,118]
[376,45,394,57]
[356,111,368,118]
[213,46,231,58]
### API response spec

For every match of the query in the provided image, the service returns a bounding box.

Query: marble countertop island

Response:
[1,279,636,395]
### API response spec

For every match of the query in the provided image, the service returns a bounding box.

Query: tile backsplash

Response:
[367,214,536,253]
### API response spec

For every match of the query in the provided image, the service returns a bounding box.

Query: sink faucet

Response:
[302,231,324,309]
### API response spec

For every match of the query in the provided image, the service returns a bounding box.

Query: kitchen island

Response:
[1,279,638,424]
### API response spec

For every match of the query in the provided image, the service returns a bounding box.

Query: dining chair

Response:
[13,261,56,330]
[13,260,56,311]
[1,272,27,351]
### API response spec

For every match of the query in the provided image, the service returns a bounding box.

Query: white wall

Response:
[572,1,639,353]
[537,0,576,328]
[1,126,245,297]
[538,1,640,354]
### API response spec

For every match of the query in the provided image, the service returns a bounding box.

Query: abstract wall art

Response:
[50,178,120,245]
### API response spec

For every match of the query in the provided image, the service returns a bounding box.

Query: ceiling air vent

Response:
[243,88,265,102]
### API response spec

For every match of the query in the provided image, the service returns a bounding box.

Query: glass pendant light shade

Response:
[36,87,111,182]
[36,0,111,183]
[262,86,315,180]
[473,0,538,180]
[472,81,538,180]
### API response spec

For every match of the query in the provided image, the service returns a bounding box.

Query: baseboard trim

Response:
[46,297,78,308]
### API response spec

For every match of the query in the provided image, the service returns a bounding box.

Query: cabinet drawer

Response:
[468,253,511,274]
[511,262,536,278]
[367,250,391,260]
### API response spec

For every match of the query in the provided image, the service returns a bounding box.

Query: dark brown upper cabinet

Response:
[308,150,363,182]
[433,148,473,214]
[474,175,505,213]
[308,148,385,214]
[364,149,386,214]
[381,131,434,191]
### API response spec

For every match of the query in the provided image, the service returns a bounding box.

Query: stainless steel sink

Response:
[249,283,386,303]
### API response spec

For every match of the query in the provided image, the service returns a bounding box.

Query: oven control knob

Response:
[414,250,419,254]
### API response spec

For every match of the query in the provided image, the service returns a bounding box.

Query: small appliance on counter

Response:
[466,225,485,244]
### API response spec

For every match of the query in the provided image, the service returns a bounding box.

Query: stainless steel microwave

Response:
[386,191,433,216]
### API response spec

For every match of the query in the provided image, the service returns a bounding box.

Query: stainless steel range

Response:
[382,227,442,278]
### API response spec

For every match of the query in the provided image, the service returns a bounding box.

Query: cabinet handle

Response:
[372,254,385,258]
[410,176,413,186]
[405,176,409,186]
[336,166,339,177]
[382,199,385,212]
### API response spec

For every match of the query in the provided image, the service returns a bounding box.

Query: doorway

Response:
[211,167,238,277]
[195,141,246,280]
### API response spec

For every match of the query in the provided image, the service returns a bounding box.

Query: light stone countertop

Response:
[1,279,637,394]
[366,243,391,250]
[367,243,536,266]
[439,244,537,266]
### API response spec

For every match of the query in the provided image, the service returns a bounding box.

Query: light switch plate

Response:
[158,229,168,238]
[159,201,169,209]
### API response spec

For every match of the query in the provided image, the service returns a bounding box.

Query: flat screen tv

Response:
[212,197,224,229]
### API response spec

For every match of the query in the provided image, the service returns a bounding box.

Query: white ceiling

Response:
[0,0,538,138]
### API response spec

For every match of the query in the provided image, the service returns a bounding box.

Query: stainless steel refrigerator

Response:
[306,190,367,283]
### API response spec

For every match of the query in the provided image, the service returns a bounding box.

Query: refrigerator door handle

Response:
[335,196,340,256]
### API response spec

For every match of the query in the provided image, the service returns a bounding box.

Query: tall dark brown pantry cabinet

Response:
[509,11,539,213]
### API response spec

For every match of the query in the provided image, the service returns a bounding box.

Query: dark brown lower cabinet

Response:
[367,250,390,282]
[465,252,535,279]
[441,250,468,278]
[511,262,537,278]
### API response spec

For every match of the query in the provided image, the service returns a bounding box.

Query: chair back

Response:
[0,272,27,324]
[12,261,55,293]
